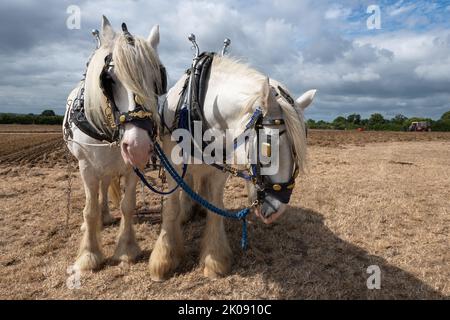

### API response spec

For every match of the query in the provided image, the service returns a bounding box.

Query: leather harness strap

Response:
[66,47,167,144]
[164,52,300,204]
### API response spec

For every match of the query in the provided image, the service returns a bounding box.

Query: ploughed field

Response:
[0,125,449,299]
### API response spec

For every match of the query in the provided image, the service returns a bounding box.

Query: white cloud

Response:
[342,70,381,82]
[415,60,450,81]
[0,0,449,121]
[324,5,351,20]
[389,3,416,16]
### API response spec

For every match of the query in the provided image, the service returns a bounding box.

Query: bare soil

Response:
[0,125,449,299]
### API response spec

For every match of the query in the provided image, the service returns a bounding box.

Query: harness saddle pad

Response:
[174,52,215,132]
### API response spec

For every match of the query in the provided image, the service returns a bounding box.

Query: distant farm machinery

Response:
[408,121,431,132]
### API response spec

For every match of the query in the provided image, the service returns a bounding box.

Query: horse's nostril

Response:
[121,142,132,159]
[262,199,278,218]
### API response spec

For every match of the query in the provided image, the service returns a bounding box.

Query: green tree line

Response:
[1,109,450,132]
[0,110,64,125]
[307,111,450,132]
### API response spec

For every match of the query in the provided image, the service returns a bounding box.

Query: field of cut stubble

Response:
[0,125,449,299]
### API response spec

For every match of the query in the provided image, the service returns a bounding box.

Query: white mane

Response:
[276,92,307,173]
[84,34,162,136]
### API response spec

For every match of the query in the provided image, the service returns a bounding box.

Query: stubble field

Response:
[0,125,449,299]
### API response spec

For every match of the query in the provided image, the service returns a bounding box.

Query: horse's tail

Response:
[108,176,121,208]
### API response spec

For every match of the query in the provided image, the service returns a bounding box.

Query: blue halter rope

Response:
[153,141,250,249]
[133,165,187,195]
[133,105,190,195]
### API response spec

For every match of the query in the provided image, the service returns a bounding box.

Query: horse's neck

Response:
[202,70,261,132]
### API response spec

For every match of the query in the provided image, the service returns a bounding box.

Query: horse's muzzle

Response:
[120,125,153,168]
[255,195,287,224]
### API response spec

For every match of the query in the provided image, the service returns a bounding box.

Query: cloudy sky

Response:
[0,0,449,120]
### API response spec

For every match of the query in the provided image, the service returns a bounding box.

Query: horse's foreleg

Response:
[74,162,103,271]
[149,166,184,281]
[80,176,115,231]
[179,173,195,224]
[99,177,115,226]
[113,171,141,263]
[200,174,232,278]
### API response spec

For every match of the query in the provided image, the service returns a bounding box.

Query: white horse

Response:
[63,16,164,271]
[121,56,316,280]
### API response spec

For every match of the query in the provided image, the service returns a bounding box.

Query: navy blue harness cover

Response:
[172,52,215,133]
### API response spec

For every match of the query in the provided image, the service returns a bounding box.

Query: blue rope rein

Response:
[154,141,250,250]
[135,107,262,249]
[134,103,191,195]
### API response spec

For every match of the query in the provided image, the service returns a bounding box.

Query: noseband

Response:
[98,23,168,142]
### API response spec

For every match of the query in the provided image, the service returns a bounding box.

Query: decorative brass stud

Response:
[136,110,145,118]
[274,119,281,125]
[128,110,152,119]
[262,142,271,157]
[119,115,126,123]
[273,184,282,191]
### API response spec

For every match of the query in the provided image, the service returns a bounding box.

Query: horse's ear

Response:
[147,25,160,50]
[260,77,277,114]
[296,89,317,110]
[101,15,115,45]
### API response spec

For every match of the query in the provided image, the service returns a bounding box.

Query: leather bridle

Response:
[214,85,301,205]
[98,23,168,142]
[251,89,300,205]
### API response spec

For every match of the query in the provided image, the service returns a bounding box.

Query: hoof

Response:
[74,251,103,272]
[150,273,168,282]
[149,252,180,282]
[203,255,230,279]
[113,243,142,264]
[204,267,222,279]
[149,258,176,282]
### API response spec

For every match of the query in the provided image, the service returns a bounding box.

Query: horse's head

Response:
[248,78,316,224]
[84,16,165,168]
